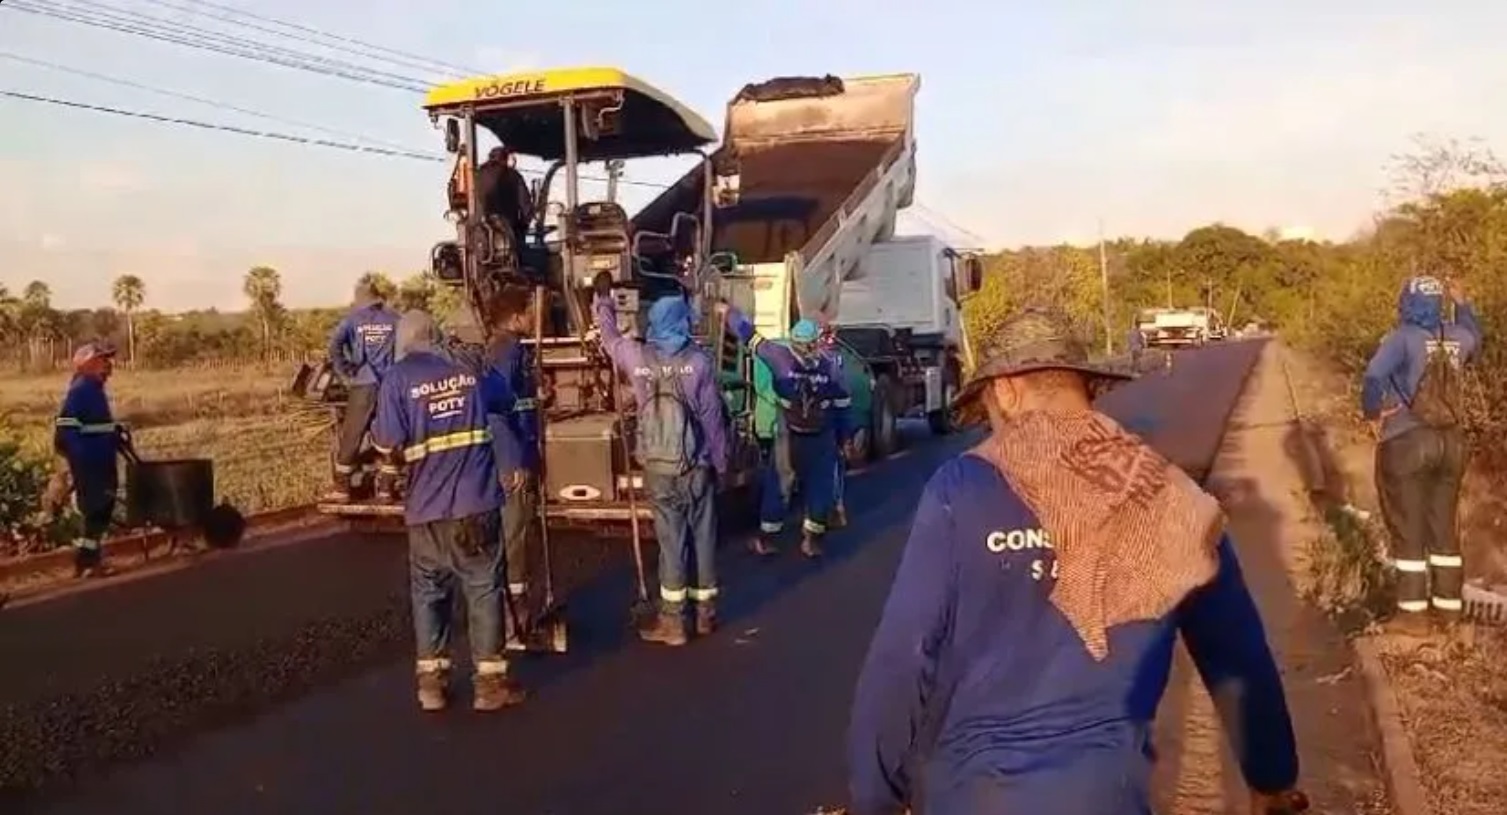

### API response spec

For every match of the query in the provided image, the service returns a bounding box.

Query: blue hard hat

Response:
[790,319,819,343]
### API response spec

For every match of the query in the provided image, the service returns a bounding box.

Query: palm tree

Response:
[242,265,283,359]
[111,274,146,364]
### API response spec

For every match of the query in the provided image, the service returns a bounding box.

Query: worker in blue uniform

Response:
[847,307,1305,815]
[325,280,401,502]
[591,274,730,645]
[54,341,123,579]
[719,304,852,559]
[444,295,542,650]
[371,310,528,713]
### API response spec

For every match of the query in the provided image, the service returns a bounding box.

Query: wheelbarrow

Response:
[118,427,246,553]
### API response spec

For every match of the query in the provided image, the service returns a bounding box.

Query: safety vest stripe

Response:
[1428,554,1463,568]
[79,423,118,434]
[55,417,82,428]
[402,429,492,463]
[749,335,766,353]
[831,397,852,408]
[512,398,538,411]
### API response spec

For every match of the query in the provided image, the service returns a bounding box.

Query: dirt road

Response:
[1152,343,1391,814]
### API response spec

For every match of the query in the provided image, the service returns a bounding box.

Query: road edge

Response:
[1279,342,1426,815]
[1352,636,1429,815]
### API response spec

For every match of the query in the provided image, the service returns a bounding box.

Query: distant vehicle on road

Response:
[1136,306,1225,348]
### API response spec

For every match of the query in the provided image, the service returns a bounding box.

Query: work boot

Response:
[694,602,717,636]
[416,668,449,712]
[639,609,689,646]
[472,671,527,712]
[800,533,825,559]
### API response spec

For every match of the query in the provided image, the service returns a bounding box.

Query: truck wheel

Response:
[927,364,960,436]
[871,375,899,460]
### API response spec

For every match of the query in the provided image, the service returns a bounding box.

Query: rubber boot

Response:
[472,667,527,712]
[416,667,449,712]
[800,531,824,559]
[694,602,717,636]
[639,607,689,646]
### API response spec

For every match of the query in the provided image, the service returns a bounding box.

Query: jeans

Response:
[1376,426,1467,615]
[408,509,507,671]
[759,431,838,537]
[643,466,718,611]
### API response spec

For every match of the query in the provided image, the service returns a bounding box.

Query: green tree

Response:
[111,274,146,364]
[242,266,283,359]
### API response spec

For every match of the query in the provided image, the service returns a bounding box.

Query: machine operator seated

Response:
[477,145,535,248]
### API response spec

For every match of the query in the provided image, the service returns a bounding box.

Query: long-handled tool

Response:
[532,285,557,615]
[614,374,654,624]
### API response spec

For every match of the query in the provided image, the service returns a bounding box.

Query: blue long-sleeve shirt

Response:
[54,374,119,477]
[327,303,401,386]
[371,350,516,526]
[593,295,730,474]
[1361,298,1481,442]
[847,455,1298,815]
[726,308,852,442]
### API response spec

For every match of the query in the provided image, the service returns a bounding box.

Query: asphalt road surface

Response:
[7,341,1269,815]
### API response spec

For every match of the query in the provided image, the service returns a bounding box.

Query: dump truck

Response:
[633,74,982,463]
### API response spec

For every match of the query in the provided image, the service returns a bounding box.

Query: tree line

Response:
[963,137,1507,474]
[0,268,462,371]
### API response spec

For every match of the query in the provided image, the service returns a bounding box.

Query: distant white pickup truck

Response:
[1137,306,1226,348]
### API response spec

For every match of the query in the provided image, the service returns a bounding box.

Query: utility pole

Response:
[1098,219,1111,355]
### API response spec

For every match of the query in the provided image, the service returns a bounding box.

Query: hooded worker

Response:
[1361,274,1482,630]
[444,295,541,651]
[325,280,401,502]
[591,274,729,646]
[846,306,1303,815]
[719,306,851,558]
[371,310,528,713]
[54,340,122,578]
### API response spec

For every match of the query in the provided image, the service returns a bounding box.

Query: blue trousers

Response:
[760,431,838,537]
[644,466,718,611]
[408,509,506,673]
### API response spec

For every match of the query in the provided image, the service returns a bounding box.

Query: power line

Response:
[0,51,427,152]
[5,0,430,91]
[0,88,674,189]
[147,0,481,77]
[0,89,445,160]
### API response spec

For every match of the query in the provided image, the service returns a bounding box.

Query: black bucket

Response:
[126,458,215,530]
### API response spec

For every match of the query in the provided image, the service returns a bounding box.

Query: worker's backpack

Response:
[1403,326,1465,429]
[635,348,699,475]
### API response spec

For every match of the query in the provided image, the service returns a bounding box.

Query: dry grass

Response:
[0,365,332,516]
[1379,631,1507,815]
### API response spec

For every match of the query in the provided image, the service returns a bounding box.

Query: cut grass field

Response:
[0,365,333,519]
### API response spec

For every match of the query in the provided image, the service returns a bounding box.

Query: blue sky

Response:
[2,0,1505,312]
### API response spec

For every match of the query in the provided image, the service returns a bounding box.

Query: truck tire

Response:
[927,361,960,436]
[871,374,899,460]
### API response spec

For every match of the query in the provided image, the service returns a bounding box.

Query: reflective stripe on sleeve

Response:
[512,398,537,411]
